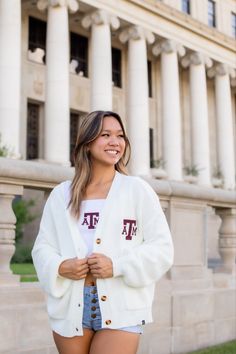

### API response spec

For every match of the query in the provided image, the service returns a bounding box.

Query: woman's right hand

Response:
[58,257,89,280]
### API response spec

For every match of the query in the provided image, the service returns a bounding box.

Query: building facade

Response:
[0,0,235,188]
[0,1,236,353]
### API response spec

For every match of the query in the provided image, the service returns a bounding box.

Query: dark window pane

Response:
[27,102,39,160]
[208,0,216,27]
[148,60,152,98]
[28,17,47,60]
[182,0,190,14]
[232,13,236,38]
[70,112,80,165]
[112,48,122,88]
[149,128,154,168]
[70,33,88,77]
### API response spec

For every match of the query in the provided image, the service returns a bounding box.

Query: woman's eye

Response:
[118,135,124,138]
[101,133,109,137]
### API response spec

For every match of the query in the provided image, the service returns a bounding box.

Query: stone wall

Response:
[0,158,235,354]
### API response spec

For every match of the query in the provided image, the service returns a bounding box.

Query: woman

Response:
[32,110,174,354]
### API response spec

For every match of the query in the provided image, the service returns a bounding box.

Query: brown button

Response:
[91,298,97,303]
[91,289,97,294]
[101,295,107,301]
[91,306,96,311]
[91,314,97,319]
[96,238,101,244]
[105,320,111,325]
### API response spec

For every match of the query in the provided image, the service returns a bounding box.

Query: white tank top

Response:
[63,181,105,256]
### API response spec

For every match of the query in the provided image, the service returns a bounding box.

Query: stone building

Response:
[0,0,235,353]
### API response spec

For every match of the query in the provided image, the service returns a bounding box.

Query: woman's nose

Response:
[108,137,119,145]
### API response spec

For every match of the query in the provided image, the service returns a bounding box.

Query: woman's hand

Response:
[58,257,89,280]
[88,253,113,279]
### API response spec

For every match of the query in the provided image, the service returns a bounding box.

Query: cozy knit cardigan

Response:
[32,172,174,337]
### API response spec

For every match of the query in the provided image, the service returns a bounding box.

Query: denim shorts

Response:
[82,286,143,334]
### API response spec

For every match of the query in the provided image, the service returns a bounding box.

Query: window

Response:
[182,0,190,14]
[208,0,216,27]
[70,33,88,77]
[27,102,39,160]
[149,128,154,168]
[112,48,122,88]
[28,17,47,56]
[147,60,153,98]
[70,112,80,165]
[232,13,236,38]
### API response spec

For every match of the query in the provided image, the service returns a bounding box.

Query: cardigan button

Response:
[96,238,101,244]
[76,328,79,332]
[101,295,107,301]
[105,320,111,325]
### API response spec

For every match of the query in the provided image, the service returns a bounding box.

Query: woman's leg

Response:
[89,329,140,354]
[53,329,94,354]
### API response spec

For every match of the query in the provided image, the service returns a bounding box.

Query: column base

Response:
[0,273,20,286]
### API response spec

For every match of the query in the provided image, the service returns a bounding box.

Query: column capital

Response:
[207,63,236,79]
[119,25,155,44]
[82,9,120,30]
[152,39,185,57]
[37,0,79,13]
[181,51,212,69]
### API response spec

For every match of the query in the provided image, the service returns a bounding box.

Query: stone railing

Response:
[0,157,235,287]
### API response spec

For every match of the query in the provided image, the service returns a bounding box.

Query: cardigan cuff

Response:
[112,257,124,278]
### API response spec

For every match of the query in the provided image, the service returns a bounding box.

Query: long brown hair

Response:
[69,110,131,219]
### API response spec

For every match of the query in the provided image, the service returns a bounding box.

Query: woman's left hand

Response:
[87,253,113,279]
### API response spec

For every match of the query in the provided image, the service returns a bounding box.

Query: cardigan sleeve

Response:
[112,179,174,288]
[32,188,72,298]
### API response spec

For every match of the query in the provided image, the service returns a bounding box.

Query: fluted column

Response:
[37,0,79,165]
[153,40,185,180]
[120,26,155,175]
[0,0,21,157]
[181,52,212,186]
[82,10,120,111]
[207,64,236,190]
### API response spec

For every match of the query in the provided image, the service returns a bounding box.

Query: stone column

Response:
[82,10,120,111]
[0,184,23,285]
[0,0,21,157]
[37,0,79,165]
[152,40,185,180]
[119,26,154,176]
[181,52,212,186]
[207,64,236,190]
[215,208,236,274]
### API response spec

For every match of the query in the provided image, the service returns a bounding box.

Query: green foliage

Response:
[150,158,165,169]
[184,164,200,177]
[0,133,9,157]
[12,198,36,243]
[11,244,33,264]
[10,263,38,282]
[188,340,236,354]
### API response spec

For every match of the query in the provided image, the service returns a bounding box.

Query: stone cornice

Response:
[128,0,236,53]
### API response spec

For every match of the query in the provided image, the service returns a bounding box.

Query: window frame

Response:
[181,0,191,15]
[208,0,216,28]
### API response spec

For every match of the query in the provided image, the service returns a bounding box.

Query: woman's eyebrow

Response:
[101,129,123,133]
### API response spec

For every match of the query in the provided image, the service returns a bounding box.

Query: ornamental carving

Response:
[181,51,212,68]
[152,39,185,57]
[119,26,154,44]
[82,10,120,30]
[37,0,79,13]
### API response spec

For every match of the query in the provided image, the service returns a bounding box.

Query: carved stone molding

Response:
[119,25,155,44]
[152,39,185,57]
[82,9,120,30]
[181,51,213,69]
[37,0,79,13]
[207,63,236,79]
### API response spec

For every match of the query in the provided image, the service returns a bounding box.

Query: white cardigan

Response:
[32,172,174,337]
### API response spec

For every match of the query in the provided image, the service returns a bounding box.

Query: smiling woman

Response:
[32,110,174,354]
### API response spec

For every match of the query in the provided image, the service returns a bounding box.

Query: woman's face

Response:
[88,116,126,168]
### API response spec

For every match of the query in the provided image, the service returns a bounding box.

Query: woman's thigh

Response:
[53,329,94,354]
[89,329,140,354]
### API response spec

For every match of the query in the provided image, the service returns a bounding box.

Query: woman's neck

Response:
[89,165,116,186]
